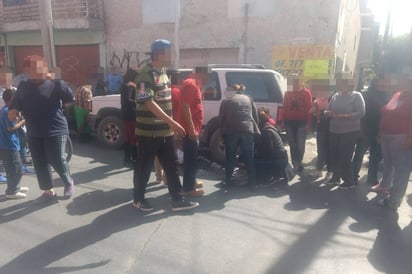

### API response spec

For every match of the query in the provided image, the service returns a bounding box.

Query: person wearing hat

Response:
[132,39,199,212]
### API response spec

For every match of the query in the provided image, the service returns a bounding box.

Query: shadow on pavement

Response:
[0,197,59,224]
[265,172,412,274]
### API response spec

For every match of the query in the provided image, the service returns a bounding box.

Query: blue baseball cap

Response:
[151,39,172,55]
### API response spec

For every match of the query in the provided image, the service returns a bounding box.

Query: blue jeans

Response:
[17,127,28,159]
[0,149,23,195]
[182,136,199,192]
[223,132,256,186]
[367,134,382,184]
[284,120,307,167]
[255,156,288,182]
[27,135,73,190]
[381,134,412,206]
[133,136,182,203]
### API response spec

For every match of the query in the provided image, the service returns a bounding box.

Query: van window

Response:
[225,71,283,103]
[201,71,221,101]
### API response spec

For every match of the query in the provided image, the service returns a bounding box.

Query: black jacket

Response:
[255,124,287,160]
[120,83,137,120]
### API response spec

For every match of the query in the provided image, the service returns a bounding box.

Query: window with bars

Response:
[3,0,28,6]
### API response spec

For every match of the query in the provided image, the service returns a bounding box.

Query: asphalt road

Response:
[0,136,411,274]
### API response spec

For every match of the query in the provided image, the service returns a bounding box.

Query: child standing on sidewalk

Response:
[0,88,28,199]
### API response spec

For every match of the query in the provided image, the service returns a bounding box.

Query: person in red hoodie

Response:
[282,74,312,172]
[177,68,205,196]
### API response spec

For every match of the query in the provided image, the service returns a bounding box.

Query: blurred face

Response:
[159,48,172,67]
[336,79,353,92]
[377,74,393,92]
[287,78,300,91]
[25,59,49,80]
[399,74,412,92]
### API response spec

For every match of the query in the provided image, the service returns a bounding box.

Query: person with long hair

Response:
[120,68,138,167]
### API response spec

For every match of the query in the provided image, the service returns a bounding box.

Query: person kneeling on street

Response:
[254,107,289,185]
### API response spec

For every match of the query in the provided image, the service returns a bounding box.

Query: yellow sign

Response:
[304,59,330,77]
[272,45,334,79]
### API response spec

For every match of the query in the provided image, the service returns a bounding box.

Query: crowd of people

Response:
[1,38,412,214]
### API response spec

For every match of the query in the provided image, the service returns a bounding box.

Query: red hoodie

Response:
[283,87,313,122]
[178,78,204,136]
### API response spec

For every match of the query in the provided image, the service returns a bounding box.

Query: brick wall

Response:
[0,0,102,25]
[1,0,39,23]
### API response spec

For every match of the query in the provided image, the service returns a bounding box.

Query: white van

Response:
[198,65,286,164]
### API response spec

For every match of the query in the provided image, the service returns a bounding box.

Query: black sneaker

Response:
[217,181,232,190]
[325,178,341,185]
[338,182,356,189]
[133,200,154,212]
[172,199,199,212]
[383,198,399,211]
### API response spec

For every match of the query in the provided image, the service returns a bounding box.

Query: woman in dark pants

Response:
[324,77,365,189]
[8,55,74,200]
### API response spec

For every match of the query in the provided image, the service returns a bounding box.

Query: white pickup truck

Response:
[88,65,286,163]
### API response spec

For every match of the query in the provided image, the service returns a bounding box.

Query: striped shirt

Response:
[135,64,174,137]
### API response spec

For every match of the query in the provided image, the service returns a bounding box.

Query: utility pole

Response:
[243,3,249,63]
[174,0,181,68]
[382,0,393,53]
[39,0,56,69]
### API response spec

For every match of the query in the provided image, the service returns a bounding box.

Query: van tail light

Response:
[276,106,284,125]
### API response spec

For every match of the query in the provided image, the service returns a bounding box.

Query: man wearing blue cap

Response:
[132,39,199,212]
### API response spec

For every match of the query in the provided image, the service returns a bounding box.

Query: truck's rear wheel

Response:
[209,129,225,165]
[97,116,125,149]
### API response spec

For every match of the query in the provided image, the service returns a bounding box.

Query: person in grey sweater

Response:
[219,84,259,189]
[324,78,365,189]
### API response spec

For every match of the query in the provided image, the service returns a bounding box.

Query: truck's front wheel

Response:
[97,116,125,149]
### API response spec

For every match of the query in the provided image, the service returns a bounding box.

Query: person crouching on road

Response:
[254,107,289,185]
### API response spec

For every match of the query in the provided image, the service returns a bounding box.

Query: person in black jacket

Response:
[254,107,289,184]
[120,68,138,167]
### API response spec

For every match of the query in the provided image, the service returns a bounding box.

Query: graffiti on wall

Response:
[110,49,140,70]
[59,55,80,86]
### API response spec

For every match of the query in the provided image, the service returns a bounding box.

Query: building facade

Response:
[104,0,361,80]
[0,0,363,87]
[0,0,105,87]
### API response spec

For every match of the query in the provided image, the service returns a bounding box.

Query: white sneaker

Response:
[324,171,333,181]
[310,170,323,178]
[19,187,29,192]
[6,192,27,199]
